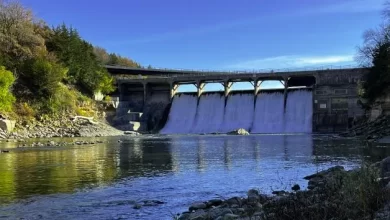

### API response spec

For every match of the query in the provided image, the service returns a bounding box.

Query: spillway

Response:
[191,93,225,133]
[160,90,313,134]
[284,90,313,133]
[222,94,255,133]
[160,94,198,134]
[251,92,285,133]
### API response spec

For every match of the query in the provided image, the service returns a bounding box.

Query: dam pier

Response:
[106,66,367,133]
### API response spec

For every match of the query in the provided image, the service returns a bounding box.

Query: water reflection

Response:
[0,135,373,208]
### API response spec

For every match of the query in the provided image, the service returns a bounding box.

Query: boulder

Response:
[189,202,207,212]
[124,131,141,136]
[227,128,249,135]
[207,199,223,207]
[0,119,15,133]
[292,184,301,191]
[208,208,233,219]
[247,189,260,205]
[223,213,239,220]
[187,209,207,220]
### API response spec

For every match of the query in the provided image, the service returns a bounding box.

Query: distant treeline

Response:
[0,0,142,118]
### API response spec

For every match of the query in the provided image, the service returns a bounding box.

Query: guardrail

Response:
[113,64,364,80]
[149,64,361,75]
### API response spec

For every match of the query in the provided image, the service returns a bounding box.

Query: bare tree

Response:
[0,0,45,65]
[357,25,390,67]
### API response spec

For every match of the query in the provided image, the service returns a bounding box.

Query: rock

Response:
[304,166,345,180]
[207,199,223,207]
[226,197,243,207]
[231,208,245,215]
[247,189,260,204]
[0,119,16,133]
[227,128,249,135]
[47,141,55,146]
[292,184,301,191]
[223,213,239,220]
[133,204,142,209]
[189,202,207,212]
[188,209,207,220]
[208,208,233,219]
[142,200,165,206]
[178,212,191,220]
[272,190,287,196]
[124,131,141,136]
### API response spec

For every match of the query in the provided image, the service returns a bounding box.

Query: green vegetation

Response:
[0,66,16,113]
[0,0,141,118]
[358,4,390,105]
[263,165,388,220]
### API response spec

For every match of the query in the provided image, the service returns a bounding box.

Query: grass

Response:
[263,164,389,220]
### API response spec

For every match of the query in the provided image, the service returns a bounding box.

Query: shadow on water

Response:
[0,135,386,219]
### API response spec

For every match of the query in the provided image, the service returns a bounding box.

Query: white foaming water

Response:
[284,90,313,133]
[222,93,254,132]
[161,90,313,134]
[191,93,225,133]
[251,92,285,133]
[160,94,198,134]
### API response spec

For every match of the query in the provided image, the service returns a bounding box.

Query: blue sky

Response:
[20,0,386,91]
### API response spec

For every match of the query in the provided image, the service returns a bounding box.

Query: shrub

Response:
[0,66,16,113]
[14,102,35,119]
[264,165,388,220]
[22,53,68,99]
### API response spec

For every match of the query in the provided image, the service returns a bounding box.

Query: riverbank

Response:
[341,115,390,143]
[0,115,126,140]
[177,157,390,220]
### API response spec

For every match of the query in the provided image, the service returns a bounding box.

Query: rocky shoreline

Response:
[177,157,390,220]
[0,115,129,140]
[341,115,390,142]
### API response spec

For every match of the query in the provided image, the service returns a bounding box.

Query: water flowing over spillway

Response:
[160,90,313,134]
[284,90,313,133]
[222,94,255,132]
[191,93,225,133]
[160,94,198,134]
[251,92,285,133]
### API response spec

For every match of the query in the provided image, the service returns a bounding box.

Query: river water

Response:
[0,135,386,220]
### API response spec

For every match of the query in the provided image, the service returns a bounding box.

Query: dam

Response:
[106,66,367,133]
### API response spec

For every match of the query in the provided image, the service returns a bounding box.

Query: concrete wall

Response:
[313,84,364,132]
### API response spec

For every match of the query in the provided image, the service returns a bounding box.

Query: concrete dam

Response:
[106,66,367,133]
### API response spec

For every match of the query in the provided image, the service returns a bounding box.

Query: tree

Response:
[93,46,110,64]
[21,52,68,99]
[0,66,15,113]
[357,3,390,105]
[45,24,114,94]
[0,0,45,69]
[94,49,141,68]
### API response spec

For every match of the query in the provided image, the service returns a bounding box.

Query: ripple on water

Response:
[0,135,372,219]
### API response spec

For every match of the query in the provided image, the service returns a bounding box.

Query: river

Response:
[0,134,386,220]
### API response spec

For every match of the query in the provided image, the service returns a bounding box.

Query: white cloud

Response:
[227,55,355,70]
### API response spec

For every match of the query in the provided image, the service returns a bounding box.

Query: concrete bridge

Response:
[106,65,368,132]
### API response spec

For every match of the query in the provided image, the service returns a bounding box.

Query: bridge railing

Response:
[124,64,362,79]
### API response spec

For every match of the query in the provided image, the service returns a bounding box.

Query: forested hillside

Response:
[0,0,140,119]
